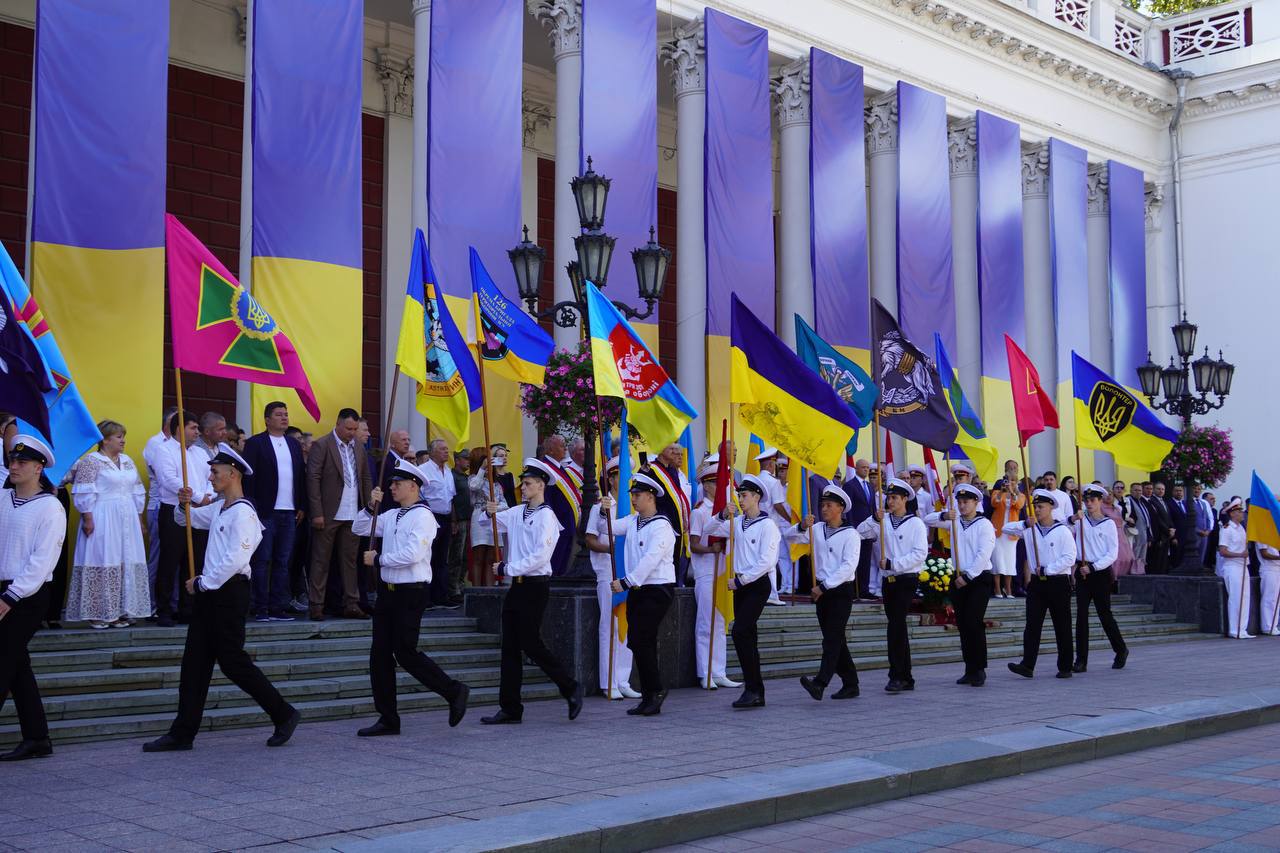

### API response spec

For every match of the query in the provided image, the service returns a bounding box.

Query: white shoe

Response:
[766,597,786,606]
[604,689,623,700]
[700,678,717,690]
[713,675,742,688]
[89,621,111,630]
[1269,630,1280,636]
[618,684,641,699]
[1235,632,1255,639]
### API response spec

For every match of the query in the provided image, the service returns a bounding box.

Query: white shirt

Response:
[0,490,66,604]
[1049,489,1072,523]
[421,458,456,515]
[333,431,358,522]
[353,503,439,584]
[617,513,677,587]
[757,470,791,528]
[925,511,996,578]
[1074,513,1118,570]
[493,503,562,577]
[586,502,617,581]
[183,498,263,591]
[787,521,861,589]
[269,434,295,512]
[704,512,781,586]
[689,498,724,582]
[1001,520,1077,575]
[142,430,171,512]
[857,512,928,576]
[1219,522,1247,570]
[156,439,213,511]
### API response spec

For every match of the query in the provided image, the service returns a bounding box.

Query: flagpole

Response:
[706,419,728,690]
[1239,538,1249,639]
[371,365,402,515]
[174,367,197,582]
[726,410,741,685]
[474,351,503,569]
[945,451,961,584]
[873,412,886,571]
[1018,442,1039,587]
[1074,443,1087,568]
[593,398,620,699]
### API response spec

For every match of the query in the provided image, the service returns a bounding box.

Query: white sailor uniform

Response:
[690,497,729,683]
[705,511,780,697]
[1072,513,1127,667]
[587,501,633,695]
[786,520,861,691]
[925,511,995,680]
[858,512,927,688]
[1218,521,1251,639]
[616,513,677,700]
[1259,544,1280,635]
[1002,520,1077,674]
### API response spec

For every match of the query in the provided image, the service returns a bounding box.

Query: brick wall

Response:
[657,186,677,378]
[536,156,555,336]
[0,22,32,275]
[361,113,385,437]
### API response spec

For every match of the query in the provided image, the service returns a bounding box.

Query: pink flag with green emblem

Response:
[165,214,320,419]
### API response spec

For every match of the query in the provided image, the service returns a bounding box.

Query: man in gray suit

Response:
[306,408,372,621]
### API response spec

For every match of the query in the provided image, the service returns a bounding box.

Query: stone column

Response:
[1021,142,1055,478]
[1144,182,1177,366]
[530,0,583,350]
[664,18,706,461]
[948,118,981,410]
[1086,163,1115,483]
[407,0,431,450]
[774,57,812,347]
[865,91,898,315]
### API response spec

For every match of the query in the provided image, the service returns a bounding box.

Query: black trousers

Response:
[730,574,772,695]
[0,582,51,741]
[951,572,993,675]
[371,581,462,727]
[157,506,205,620]
[1021,575,1073,673]
[429,513,453,605]
[1075,568,1126,664]
[814,580,858,688]
[625,584,675,697]
[882,575,918,683]
[498,579,577,717]
[169,575,293,742]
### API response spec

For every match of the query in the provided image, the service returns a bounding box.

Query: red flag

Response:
[1004,334,1058,445]
[712,421,731,517]
[882,430,896,484]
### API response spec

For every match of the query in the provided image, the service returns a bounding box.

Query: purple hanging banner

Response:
[1108,160,1146,389]
[809,47,867,351]
[429,0,522,301]
[704,8,773,448]
[896,82,954,357]
[581,0,656,330]
[1049,138,1090,473]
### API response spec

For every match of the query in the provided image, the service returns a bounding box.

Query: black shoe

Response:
[1008,662,1034,678]
[627,693,665,717]
[142,734,192,753]
[566,683,584,721]
[1056,670,1073,679]
[799,675,824,701]
[448,684,470,728]
[480,709,522,725]
[956,673,975,685]
[732,690,765,709]
[648,689,667,714]
[1112,649,1128,670]
[268,611,296,622]
[970,672,986,687]
[884,680,908,694]
[45,620,61,630]
[1071,660,1087,673]
[626,698,651,716]
[357,719,400,737]
[267,708,300,747]
[0,738,52,761]
[156,614,175,628]
[830,683,860,700]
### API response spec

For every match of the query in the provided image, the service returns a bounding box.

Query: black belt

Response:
[386,581,428,591]
[0,580,9,592]
[511,575,550,584]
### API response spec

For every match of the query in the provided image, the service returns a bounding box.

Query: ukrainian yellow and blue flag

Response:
[1247,472,1280,550]
[470,248,554,386]
[612,409,633,642]
[396,230,481,449]
[1071,352,1177,472]
[729,295,858,475]
[934,334,999,482]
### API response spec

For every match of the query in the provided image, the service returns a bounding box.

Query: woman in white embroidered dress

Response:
[65,421,150,628]
[469,445,510,586]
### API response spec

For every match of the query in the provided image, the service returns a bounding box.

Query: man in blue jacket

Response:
[241,401,306,622]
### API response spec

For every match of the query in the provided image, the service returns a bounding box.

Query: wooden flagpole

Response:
[370,365,402,517]
[1075,443,1087,568]
[706,420,728,690]
[473,325,503,568]
[873,414,887,570]
[594,400,620,698]
[174,368,197,582]
[1018,442,1039,586]
[945,451,961,584]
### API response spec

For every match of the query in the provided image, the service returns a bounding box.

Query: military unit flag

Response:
[1004,334,1058,445]
[165,214,320,420]
[469,248,553,386]
[794,314,877,456]
[1071,351,1177,471]
[0,247,53,443]
[934,334,999,481]
[870,299,958,452]
[395,230,481,449]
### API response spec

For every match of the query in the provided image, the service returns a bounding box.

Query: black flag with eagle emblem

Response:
[870,299,958,452]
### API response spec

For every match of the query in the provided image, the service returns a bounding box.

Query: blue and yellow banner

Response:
[470,249,553,387]
[1247,472,1280,550]
[1071,352,1176,472]
[795,314,877,461]
[1050,139,1092,481]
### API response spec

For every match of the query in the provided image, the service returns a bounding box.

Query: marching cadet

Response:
[754,448,790,605]
[906,465,928,516]
[1072,483,1128,672]
[706,473,781,708]
[789,485,862,701]
[605,472,677,716]
[144,444,301,752]
[925,484,996,687]
[1002,489,1078,679]
[482,459,584,724]
[351,458,471,737]
[0,436,64,761]
[688,461,738,689]
[585,457,637,700]
[858,478,927,693]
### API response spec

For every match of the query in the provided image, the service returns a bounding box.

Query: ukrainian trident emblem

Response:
[1087,381,1136,442]
[195,264,286,374]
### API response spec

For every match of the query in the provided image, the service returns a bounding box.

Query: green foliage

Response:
[1139,0,1229,17]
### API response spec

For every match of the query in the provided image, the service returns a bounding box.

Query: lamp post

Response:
[1136,312,1235,430]
[507,157,671,578]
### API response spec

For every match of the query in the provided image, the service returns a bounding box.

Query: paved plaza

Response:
[0,636,1277,851]
[661,722,1280,853]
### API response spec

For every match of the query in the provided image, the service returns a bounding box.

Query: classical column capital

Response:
[1144,182,1165,230]
[947,118,977,177]
[865,90,898,157]
[410,0,431,18]
[374,47,415,118]
[529,0,582,60]
[1087,162,1110,216]
[1021,142,1050,198]
[663,16,706,99]
[522,89,553,149]
[773,56,811,130]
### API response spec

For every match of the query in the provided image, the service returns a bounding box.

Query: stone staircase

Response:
[0,595,1207,747]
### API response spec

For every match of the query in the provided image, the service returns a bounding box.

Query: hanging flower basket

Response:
[1160,424,1233,488]
[518,343,622,441]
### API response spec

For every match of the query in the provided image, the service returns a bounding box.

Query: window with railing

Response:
[1114,15,1144,60]
[1055,0,1092,32]
[1162,6,1252,63]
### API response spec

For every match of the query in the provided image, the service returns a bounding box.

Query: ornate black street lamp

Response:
[1136,312,1234,430]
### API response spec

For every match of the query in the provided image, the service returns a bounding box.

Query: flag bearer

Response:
[606,472,677,716]
[481,459,584,724]
[858,478,928,693]
[1072,484,1128,672]
[706,474,780,709]
[1217,499,1251,640]
[789,485,862,701]
[144,444,300,752]
[585,457,637,700]
[1003,489,1078,679]
[925,484,996,686]
[689,462,738,689]
[0,436,64,761]
[351,458,471,736]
